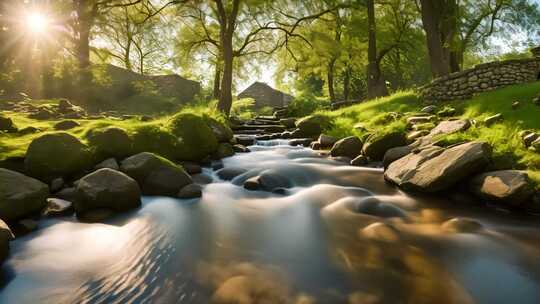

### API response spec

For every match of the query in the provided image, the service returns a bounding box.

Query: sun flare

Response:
[26,12,49,34]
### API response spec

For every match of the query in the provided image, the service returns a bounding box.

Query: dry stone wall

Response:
[420,57,540,101]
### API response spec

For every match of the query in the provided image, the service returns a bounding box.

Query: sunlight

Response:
[26,12,49,34]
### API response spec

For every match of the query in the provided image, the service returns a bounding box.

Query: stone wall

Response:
[238,82,293,109]
[420,57,540,101]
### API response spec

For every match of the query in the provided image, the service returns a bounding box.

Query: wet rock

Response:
[351,155,368,166]
[233,144,250,153]
[25,132,93,182]
[310,141,321,150]
[50,177,64,193]
[43,198,74,217]
[120,152,193,196]
[192,173,213,185]
[421,105,437,114]
[279,118,296,128]
[215,143,235,159]
[385,142,491,192]
[0,219,13,266]
[95,158,120,171]
[289,138,312,147]
[87,127,133,158]
[217,167,248,181]
[363,132,407,161]
[0,168,49,222]
[55,187,78,202]
[442,218,483,233]
[318,134,338,148]
[244,170,292,192]
[53,120,80,130]
[383,146,411,169]
[429,119,471,136]
[178,184,202,199]
[180,161,202,174]
[212,161,224,171]
[360,222,400,242]
[77,208,115,223]
[469,170,534,207]
[295,115,325,137]
[353,197,408,219]
[235,136,255,146]
[484,113,503,126]
[330,136,363,159]
[272,187,290,195]
[75,168,141,216]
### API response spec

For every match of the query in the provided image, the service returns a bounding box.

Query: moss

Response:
[131,124,178,160]
[167,113,218,161]
[86,126,133,159]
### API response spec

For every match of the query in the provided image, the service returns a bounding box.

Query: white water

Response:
[1,140,540,303]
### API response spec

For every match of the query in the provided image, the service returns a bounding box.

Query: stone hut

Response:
[237,82,294,109]
[421,47,540,101]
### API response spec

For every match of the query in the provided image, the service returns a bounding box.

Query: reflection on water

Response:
[1,140,540,303]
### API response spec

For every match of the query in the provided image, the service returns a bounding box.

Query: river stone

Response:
[351,155,368,166]
[469,170,533,206]
[0,219,14,266]
[318,134,338,147]
[43,198,74,217]
[0,168,49,222]
[310,141,321,150]
[95,158,119,171]
[77,208,115,223]
[289,138,312,147]
[295,115,323,137]
[192,173,213,185]
[178,184,202,199]
[215,143,234,159]
[330,136,363,159]
[244,170,292,192]
[87,127,133,158]
[442,218,483,233]
[353,197,408,219]
[383,146,411,169]
[120,152,193,196]
[235,136,255,146]
[385,141,492,192]
[180,161,202,174]
[53,120,80,130]
[362,132,407,161]
[25,132,93,182]
[360,222,400,242]
[233,144,250,153]
[75,168,141,215]
[217,167,248,181]
[429,119,471,136]
[212,275,286,304]
[55,187,78,202]
[279,118,296,128]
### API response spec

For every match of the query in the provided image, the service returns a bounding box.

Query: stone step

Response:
[255,115,280,122]
[232,124,286,133]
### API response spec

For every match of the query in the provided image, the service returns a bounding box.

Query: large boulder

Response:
[318,134,338,148]
[244,170,292,192]
[330,136,363,159]
[294,115,330,138]
[120,152,193,196]
[469,170,534,206]
[75,168,141,216]
[168,113,219,161]
[363,132,407,161]
[385,141,492,192]
[0,168,49,222]
[87,127,133,158]
[206,117,233,143]
[25,132,93,182]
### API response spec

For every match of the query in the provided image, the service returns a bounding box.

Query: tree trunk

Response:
[76,0,91,70]
[343,64,351,101]
[367,0,388,99]
[327,59,336,102]
[213,63,221,99]
[217,34,233,115]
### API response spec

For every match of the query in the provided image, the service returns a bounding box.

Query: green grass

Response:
[313,83,540,188]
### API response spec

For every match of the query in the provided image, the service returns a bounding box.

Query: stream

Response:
[1,139,540,303]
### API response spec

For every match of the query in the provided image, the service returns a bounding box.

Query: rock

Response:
[407,130,429,141]
[362,132,406,161]
[421,105,437,114]
[484,113,503,125]
[353,123,367,132]
[318,134,338,147]
[412,122,436,131]
[0,219,14,266]
[217,167,248,181]
[75,168,141,216]
[168,113,218,161]
[55,187,78,202]
[0,168,49,222]
[353,197,408,218]
[512,101,520,109]
[244,170,292,192]
[54,120,80,130]
[77,208,115,223]
[16,219,39,235]
[310,141,321,150]
[95,158,120,171]
[233,144,250,153]
[383,146,411,169]
[530,137,540,151]
[206,118,233,142]
[429,119,471,136]
[385,142,492,192]
[330,136,363,159]
[360,222,400,242]
[18,126,39,135]
[212,161,224,171]
[120,152,193,196]
[469,170,534,206]
[295,115,326,137]
[87,127,133,158]
[178,184,202,199]
[280,118,296,128]
[28,107,55,120]
[180,161,202,174]
[235,136,255,146]
[437,107,456,117]
[289,138,312,147]
[0,115,16,132]
[350,155,368,166]
[25,132,93,182]
[192,173,213,185]
[407,116,435,125]
[43,198,74,217]
[523,133,539,147]
[442,218,483,233]
[329,156,352,163]
[215,143,235,159]
[50,177,64,193]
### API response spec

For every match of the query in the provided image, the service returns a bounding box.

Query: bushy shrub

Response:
[287,92,330,117]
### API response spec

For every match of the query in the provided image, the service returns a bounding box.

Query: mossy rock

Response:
[87,127,133,159]
[25,132,93,182]
[363,131,407,161]
[0,168,49,222]
[132,124,178,160]
[168,113,218,161]
[215,143,235,159]
[205,116,233,142]
[295,114,333,137]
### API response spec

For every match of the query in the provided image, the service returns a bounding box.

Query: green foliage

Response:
[167,112,219,161]
[231,98,257,120]
[287,93,331,117]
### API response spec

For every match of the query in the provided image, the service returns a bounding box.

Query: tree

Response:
[366,0,388,98]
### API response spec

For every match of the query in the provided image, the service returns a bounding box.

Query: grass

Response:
[313,82,540,188]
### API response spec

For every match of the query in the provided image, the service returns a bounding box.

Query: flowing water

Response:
[1,140,540,303]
